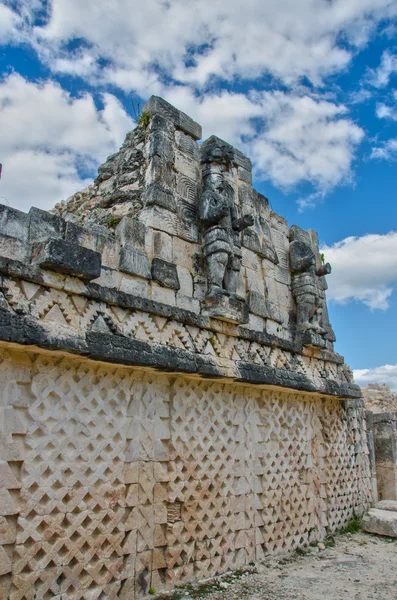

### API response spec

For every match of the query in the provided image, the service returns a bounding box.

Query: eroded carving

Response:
[289,225,332,341]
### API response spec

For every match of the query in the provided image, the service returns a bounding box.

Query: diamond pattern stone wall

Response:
[0,346,371,600]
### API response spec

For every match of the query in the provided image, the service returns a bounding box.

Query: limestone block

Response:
[0,547,12,576]
[149,130,174,163]
[153,231,173,262]
[176,266,193,297]
[150,283,176,306]
[176,174,197,205]
[0,488,18,516]
[116,217,146,251]
[28,207,65,244]
[248,291,269,319]
[143,95,202,140]
[246,269,265,296]
[176,295,200,314]
[120,275,149,297]
[362,508,397,537]
[152,258,180,290]
[119,247,151,279]
[376,500,397,512]
[143,183,177,212]
[31,239,102,280]
[174,151,199,181]
[0,516,16,545]
[145,151,175,188]
[242,248,261,271]
[0,461,20,489]
[0,235,28,262]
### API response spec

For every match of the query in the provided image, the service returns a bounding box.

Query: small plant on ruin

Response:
[149,587,156,595]
[341,515,362,534]
[131,100,151,128]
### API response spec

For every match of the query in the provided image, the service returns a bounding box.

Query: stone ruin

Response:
[0,96,372,600]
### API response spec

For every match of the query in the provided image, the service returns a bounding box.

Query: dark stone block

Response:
[0,204,29,242]
[152,258,180,290]
[119,246,151,279]
[32,239,102,280]
[248,291,269,318]
[28,207,66,244]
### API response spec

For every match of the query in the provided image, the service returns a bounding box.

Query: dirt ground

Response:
[169,532,397,600]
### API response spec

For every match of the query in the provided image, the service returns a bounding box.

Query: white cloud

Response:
[354,364,397,391]
[367,50,397,88]
[371,138,397,160]
[160,88,364,197]
[2,0,395,206]
[0,4,21,43]
[321,232,397,309]
[7,0,397,90]
[0,74,134,211]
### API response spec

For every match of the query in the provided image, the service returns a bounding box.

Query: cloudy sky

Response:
[1,0,397,388]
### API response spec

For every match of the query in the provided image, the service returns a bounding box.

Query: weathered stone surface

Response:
[151,258,180,290]
[143,96,202,141]
[362,508,397,537]
[31,238,102,280]
[376,500,397,511]
[0,95,368,600]
[119,247,151,279]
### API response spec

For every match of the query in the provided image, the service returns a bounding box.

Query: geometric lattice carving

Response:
[0,348,371,600]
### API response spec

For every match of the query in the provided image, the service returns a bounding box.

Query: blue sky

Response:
[0,0,397,389]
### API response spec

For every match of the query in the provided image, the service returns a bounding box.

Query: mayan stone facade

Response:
[0,97,371,600]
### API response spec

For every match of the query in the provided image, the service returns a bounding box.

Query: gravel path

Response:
[164,532,397,600]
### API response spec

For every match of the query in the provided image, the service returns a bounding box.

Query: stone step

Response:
[362,505,397,538]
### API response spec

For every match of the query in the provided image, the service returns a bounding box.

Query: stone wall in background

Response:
[0,96,372,599]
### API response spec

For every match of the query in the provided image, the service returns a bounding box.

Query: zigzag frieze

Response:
[1,276,354,390]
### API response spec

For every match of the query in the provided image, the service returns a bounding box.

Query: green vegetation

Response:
[340,515,362,534]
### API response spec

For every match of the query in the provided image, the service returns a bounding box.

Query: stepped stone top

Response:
[363,384,397,413]
[0,96,359,398]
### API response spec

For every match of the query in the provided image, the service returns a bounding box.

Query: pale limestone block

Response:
[122,529,137,555]
[245,268,265,295]
[172,237,199,272]
[63,276,87,295]
[123,463,139,484]
[176,266,193,297]
[94,267,121,289]
[248,314,264,332]
[176,295,200,314]
[125,484,139,507]
[120,276,149,298]
[1,407,28,436]
[242,248,261,271]
[0,516,16,545]
[153,231,173,262]
[0,547,12,576]
[362,508,397,537]
[0,461,20,489]
[266,319,280,336]
[149,283,176,306]
[119,576,135,600]
[41,270,65,290]
[174,151,199,181]
[0,489,18,516]
[124,507,137,533]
